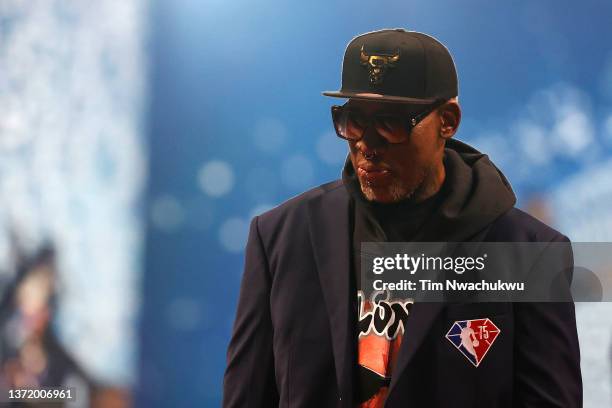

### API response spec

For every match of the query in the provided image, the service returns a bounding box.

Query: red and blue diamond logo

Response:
[446,318,500,367]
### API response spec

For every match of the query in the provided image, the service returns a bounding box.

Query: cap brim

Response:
[322,90,437,104]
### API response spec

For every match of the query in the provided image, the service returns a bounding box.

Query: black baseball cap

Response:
[323,29,458,104]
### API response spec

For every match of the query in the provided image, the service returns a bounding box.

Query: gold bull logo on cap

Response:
[360,45,400,86]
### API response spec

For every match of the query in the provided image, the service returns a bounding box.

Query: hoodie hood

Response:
[342,138,516,242]
[424,138,516,241]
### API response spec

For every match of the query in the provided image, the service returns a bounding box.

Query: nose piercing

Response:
[364,150,377,160]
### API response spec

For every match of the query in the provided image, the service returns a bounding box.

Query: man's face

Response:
[345,99,446,203]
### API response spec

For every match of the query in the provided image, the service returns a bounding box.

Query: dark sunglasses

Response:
[331,99,446,144]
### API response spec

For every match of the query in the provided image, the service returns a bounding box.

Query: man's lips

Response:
[357,164,391,184]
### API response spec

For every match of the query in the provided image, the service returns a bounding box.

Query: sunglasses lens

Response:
[332,107,365,141]
[374,116,407,143]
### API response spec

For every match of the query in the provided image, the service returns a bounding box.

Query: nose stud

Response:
[364,150,377,160]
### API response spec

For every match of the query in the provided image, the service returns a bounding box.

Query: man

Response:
[223,29,582,407]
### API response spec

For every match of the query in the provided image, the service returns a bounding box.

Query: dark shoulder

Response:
[255,179,344,234]
[486,207,569,243]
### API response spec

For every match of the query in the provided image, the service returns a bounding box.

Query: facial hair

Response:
[359,167,428,203]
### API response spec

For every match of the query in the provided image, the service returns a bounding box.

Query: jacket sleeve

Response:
[223,216,278,407]
[513,235,582,407]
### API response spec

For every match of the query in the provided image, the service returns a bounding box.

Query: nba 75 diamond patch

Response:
[446,318,500,367]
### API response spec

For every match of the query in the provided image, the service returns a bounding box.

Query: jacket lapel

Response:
[387,302,444,397]
[306,183,353,406]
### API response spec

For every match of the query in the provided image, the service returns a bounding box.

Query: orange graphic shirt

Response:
[356,290,413,407]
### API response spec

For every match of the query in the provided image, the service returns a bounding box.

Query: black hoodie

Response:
[344,138,518,405]
[343,138,517,243]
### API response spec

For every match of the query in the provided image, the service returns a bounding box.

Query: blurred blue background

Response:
[1,0,611,407]
[141,0,612,406]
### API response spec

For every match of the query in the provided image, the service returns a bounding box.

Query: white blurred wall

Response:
[552,164,612,407]
[0,0,148,386]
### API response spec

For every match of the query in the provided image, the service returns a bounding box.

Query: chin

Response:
[360,180,414,203]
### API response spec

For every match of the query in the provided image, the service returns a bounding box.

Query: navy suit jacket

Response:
[223,180,582,408]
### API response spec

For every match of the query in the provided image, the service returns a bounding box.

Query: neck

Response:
[411,162,446,203]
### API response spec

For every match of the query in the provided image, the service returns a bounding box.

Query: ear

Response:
[438,100,461,140]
